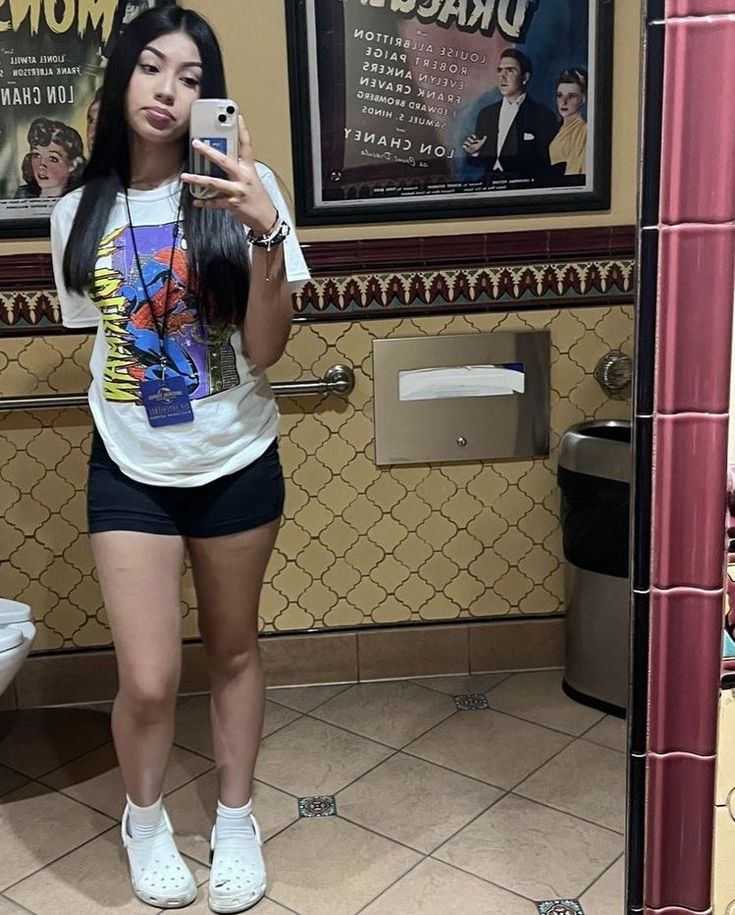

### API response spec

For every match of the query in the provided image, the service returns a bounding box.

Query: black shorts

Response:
[87,430,285,538]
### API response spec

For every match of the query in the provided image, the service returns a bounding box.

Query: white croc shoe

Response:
[121,804,198,909]
[208,813,267,913]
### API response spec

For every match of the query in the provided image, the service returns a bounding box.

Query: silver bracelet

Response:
[247,219,291,251]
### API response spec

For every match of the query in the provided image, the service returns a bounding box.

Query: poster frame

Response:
[285,0,614,226]
[0,0,175,240]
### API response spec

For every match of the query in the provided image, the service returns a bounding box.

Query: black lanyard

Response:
[123,187,182,374]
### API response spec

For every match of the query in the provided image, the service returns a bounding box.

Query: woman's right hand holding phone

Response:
[181,115,277,235]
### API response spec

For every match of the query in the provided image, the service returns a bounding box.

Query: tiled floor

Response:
[0,670,625,914]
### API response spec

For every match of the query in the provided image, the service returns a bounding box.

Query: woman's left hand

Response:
[180,115,277,234]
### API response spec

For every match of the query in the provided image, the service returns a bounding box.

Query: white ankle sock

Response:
[126,795,166,841]
[215,798,255,841]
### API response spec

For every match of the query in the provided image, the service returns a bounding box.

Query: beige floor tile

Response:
[255,717,392,797]
[415,673,510,695]
[434,794,623,900]
[361,857,535,914]
[5,825,208,914]
[0,896,31,914]
[485,671,605,735]
[267,683,351,712]
[179,889,294,914]
[311,682,456,749]
[174,696,300,759]
[39,742,213,819]
[0,766,28,800]
[583,715,627,753]
[404,708,572,789]
[515,739,626,832]
[0,708,111,778]
[336,753,502,853]
[0,782,115,890]
[579,856,625,914]
[265,816,421,915]
[163,769,298,865]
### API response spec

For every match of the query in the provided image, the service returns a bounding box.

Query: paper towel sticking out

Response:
[398,364,525,401]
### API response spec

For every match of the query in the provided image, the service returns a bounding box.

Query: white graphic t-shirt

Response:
[50,163,310,487]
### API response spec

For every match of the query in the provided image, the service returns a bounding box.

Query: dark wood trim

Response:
[0,225,636,290]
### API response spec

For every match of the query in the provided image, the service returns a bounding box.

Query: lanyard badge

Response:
[124,189,194,428]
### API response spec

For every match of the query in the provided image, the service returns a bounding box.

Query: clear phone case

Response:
[188,98,239,199]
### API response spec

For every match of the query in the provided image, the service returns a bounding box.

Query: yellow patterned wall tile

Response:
[323,560,361,595]
[444,571,486,607]
[391,493,432,530]
[369,555,411,592]
[323,601,367,628]
[295,541,337,579]
[367,516,409,553]
[441,490,484,529]
[319,478,359,516]
[495,568,536,604]
[319,517,359,557]
[415,513,458,550]
[39,560,82,599]
[5,497,51,537]
[343,496,383,535]
[297,581,339,619]
[0,304,633,649]
[370,599,413,625]
[364,475,408,512]
[420,553,460,591]
[273,604,316,631]
[393,533,434,571]
[494,529,535,567]
[0,564,31,602]
[395,576,434,610]
[340,454,381,494]
[35,515,78,554]
[347,579,387,615]
[258,583,289,621]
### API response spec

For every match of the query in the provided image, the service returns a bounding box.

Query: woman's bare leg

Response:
[188,520,279,806]
[91,531,186,806]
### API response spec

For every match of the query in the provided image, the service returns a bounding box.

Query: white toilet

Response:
[0,599,35,697]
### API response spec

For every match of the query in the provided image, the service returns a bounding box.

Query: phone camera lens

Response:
[226,105,235,115]
[218,113,227,123]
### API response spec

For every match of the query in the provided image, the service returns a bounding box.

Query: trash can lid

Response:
[558,420,631,483]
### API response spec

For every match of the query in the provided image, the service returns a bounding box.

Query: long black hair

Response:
[62,6,249,326]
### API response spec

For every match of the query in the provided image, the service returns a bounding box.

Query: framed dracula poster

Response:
[285,0,614,224]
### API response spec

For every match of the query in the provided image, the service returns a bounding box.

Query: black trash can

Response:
[558,420,631,717]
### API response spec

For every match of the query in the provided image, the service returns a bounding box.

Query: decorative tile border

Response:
[0,225,636,333]
[295,259,634,319]
[0,257,635,334]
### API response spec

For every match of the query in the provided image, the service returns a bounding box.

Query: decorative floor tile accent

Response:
[454,694,490,711]
[298,795,337,818]
[537,900,584,915]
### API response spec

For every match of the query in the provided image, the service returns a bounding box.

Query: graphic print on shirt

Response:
[91,221,240,404]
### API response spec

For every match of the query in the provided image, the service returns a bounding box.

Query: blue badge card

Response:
[140,376,194,428]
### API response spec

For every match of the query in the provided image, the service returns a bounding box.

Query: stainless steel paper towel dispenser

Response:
[373,331,550,465]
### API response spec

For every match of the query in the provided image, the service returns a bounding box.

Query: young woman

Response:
[50,7,309,912]
[15,117,86,198]
[548,67,588,178]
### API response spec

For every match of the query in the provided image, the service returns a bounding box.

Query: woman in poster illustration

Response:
[548,68,588,178]
[50,6,309,912]
[14,118,86,198]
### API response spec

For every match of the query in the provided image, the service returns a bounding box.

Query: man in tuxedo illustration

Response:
[463,49,558,182]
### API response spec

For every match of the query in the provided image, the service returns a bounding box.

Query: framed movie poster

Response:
[0,0,175,239]
[286,0,613,224]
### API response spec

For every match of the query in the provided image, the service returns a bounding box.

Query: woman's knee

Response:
[205,641,260,680]
[117,671,179,721]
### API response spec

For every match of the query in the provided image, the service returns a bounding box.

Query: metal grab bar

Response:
[0,364,355,413]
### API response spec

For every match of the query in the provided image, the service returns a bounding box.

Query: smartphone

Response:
[188,98,239,199]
